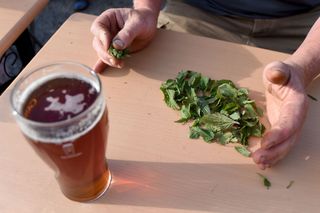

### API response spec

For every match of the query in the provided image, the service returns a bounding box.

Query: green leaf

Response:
[160,70,265,157]
[230,112,240,121]
[189,126,215,142]
[238,88,249,96]
[189,126,201,139]
[250,122,265,137]
[217,83,238,99]
[180,104,191,120]
[200,76,210,90]
[257,173,271,189]
[200,113,239,130]
[234,146,251,157]
[108,45,129,59]
[165,89,180,110]
[243,104,257,118]
[218,132,234,145]
[223,102,239,113]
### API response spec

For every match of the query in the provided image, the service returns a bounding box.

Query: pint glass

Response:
[10,62,111,201]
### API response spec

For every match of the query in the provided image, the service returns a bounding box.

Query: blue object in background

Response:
[73,0,89,11]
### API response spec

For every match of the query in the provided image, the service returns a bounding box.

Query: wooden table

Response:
[0,0,48,57]
[1,13,319,213]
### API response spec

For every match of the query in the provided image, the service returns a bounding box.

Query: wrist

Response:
[284,55,317,89]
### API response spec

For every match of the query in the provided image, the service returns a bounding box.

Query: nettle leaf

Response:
[201,113,239,130]
[200,76,210,90]
[180,104,191,120]
[235,146,251,157]
[238,88,249,96]
[217,83,238,99]
[218,132,234,145]
[108,45,129,59]
[189,126,201,139]
[230,111,241,121]
[243,104,257,118]
[257,173,271,189]
[189,126,215,142]
[223,102,239,113]
[166,89,180,110]
[160,70,265,156]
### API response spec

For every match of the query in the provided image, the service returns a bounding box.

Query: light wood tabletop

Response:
[1,13,320,213]
[0,0,48,56]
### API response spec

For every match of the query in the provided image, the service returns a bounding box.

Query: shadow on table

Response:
[91,157,320,212]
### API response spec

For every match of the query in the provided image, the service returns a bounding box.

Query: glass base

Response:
[63,169,112,202]
[89,169,112,202]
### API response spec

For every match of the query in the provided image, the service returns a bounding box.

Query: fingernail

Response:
[113,39,124,49]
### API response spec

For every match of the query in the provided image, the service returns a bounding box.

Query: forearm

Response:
[286,17,320,87]
[133,0,163,15]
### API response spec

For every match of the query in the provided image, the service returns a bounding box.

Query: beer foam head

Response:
[13,73,105,144]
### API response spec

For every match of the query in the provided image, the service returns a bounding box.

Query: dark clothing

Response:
[184,0,320,18]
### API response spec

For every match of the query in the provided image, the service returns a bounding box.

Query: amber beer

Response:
[10,62,111,201]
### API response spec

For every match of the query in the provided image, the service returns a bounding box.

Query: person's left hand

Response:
[252,61,309,170]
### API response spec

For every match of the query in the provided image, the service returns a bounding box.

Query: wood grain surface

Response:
[0,13,319,213]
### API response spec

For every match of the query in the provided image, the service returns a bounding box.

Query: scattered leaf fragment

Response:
[257,173,271,189]
[286,180,294,189]
[234,146,251,157]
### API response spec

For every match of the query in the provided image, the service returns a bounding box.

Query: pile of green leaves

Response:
[108,45,129,59]
[160,70,265,156]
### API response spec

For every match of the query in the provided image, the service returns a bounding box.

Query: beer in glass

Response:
[10,62,111,201]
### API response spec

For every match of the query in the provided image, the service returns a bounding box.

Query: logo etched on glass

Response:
[61,143,82,159]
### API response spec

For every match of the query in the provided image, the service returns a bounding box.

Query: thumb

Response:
[112,20,141,50]
[263,61,291,88]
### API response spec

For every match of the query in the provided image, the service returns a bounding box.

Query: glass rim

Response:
[10,61,103,128]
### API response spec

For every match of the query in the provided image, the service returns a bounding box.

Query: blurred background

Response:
[31,0,133,50]
[0,0,133,93]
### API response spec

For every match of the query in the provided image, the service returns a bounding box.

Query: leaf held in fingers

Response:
[108,45,129,59]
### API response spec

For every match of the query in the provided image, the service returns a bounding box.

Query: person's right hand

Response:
[90,8,159,72]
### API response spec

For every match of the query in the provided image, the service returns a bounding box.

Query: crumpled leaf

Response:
[108,45,129,59]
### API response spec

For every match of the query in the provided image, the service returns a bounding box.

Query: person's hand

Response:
[91,7,158,72]
[252,61,308,169]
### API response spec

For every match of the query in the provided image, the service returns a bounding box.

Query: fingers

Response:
[93,59,108,73]
[262,60,308,149]
[91,10,126,70]
[261,94,306,149]
[263,61,291,87]
[91,17,112,51]
[112,17,142,50]
[252,133,297,169]
[92,36,123,69]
